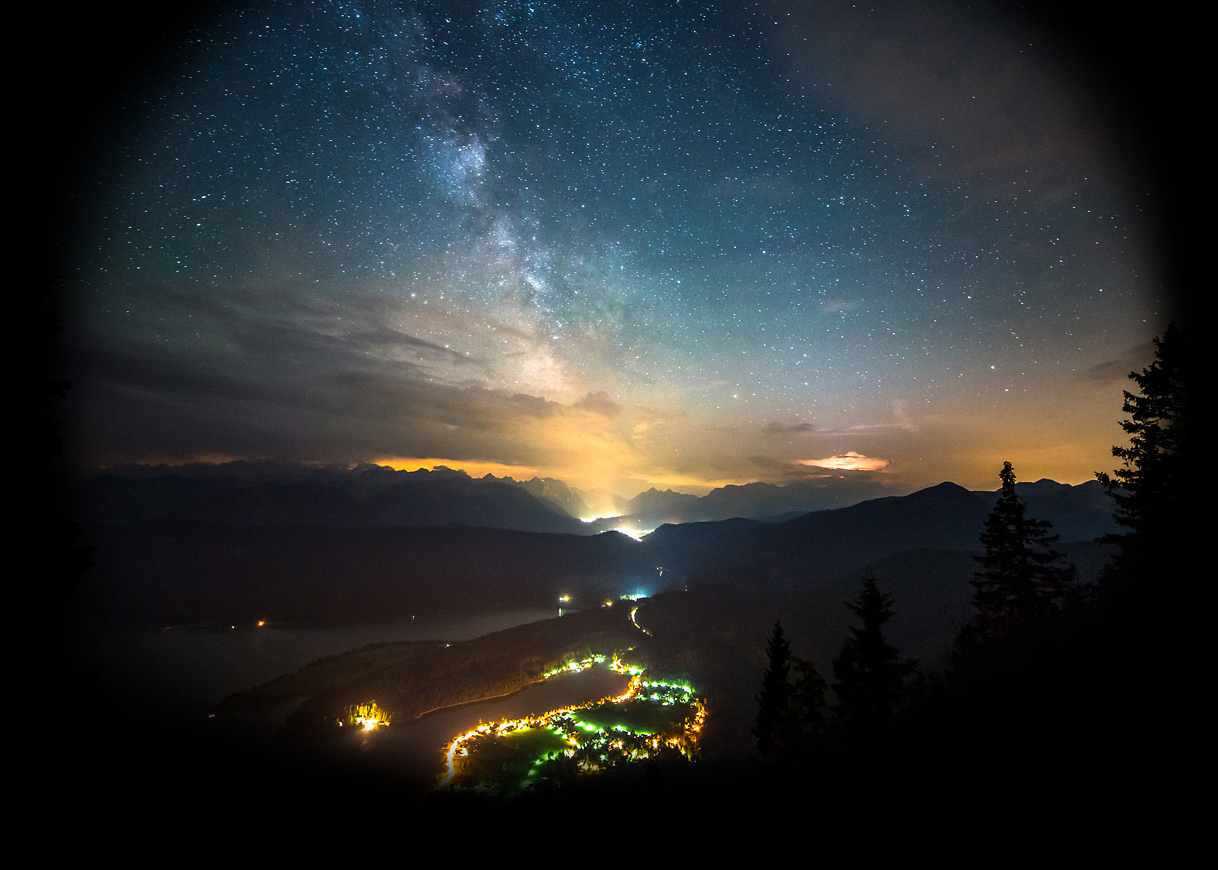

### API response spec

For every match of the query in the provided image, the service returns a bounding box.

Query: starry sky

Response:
[52,0,1183,499]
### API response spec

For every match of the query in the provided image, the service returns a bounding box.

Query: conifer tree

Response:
[1091,324,1196,759]
[968,462,1075,641]
[959,458,1076,667]
[753,620,793,763]
[831,573,915,753]
[754,621,829,772]
[1095,323,1196,599]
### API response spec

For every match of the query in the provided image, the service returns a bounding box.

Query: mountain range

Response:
[70,460,1114,534]
[70,462,1119,666]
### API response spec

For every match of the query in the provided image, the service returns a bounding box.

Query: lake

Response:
[59,608,631,797]
[68,608,561,721]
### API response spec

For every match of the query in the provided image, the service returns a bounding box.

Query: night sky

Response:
[52,0,1184,500]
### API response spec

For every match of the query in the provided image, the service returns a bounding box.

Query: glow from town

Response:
[434,652,704,795]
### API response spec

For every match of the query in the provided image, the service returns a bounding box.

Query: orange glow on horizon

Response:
[373,458,749,500]
[372,456,543,480]
[622,472,758,496]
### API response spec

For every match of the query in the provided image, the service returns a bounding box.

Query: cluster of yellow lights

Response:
[434,654,705,794]
[341,701,392,731]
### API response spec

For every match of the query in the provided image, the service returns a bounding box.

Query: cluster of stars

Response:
[63,0,1164,492]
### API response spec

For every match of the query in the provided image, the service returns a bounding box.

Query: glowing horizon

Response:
[56,2,1172,503]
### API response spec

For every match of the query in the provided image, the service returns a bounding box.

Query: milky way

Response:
[55,0,1178,496]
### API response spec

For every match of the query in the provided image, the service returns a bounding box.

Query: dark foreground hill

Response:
[645,480,1115,595]
[58,469,1136,834]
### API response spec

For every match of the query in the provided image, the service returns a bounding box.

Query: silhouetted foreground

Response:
[44,328,1193,838]
[743,325,1196,831]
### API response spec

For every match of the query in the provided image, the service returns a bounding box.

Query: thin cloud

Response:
[573,391,622,418]
[1081,342,1155,385]
[765,0,1115,202]
[762,421,817,436]
[798,452,892,472]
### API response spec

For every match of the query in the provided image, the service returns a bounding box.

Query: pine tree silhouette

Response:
[754,620,829,781]
[1092,323,1197,769]
[831,573,915,756]
[1096,323,1196,605]
[753,620,793,765]
[953,461,1075,686]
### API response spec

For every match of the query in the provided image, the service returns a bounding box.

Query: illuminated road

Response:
[434,608,705,795]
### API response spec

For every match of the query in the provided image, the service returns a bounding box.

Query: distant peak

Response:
[918,481,971,494]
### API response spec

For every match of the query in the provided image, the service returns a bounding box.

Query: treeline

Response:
[751,324,1195,809]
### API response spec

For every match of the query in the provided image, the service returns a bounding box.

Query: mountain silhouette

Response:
[72,462,588,535]
[72,468,1117,635]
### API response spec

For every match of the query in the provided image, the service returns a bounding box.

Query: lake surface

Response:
[68,607,561,722]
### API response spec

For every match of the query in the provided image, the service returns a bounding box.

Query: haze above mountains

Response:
[71,462,1119,666]
[73,460,1105,535]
